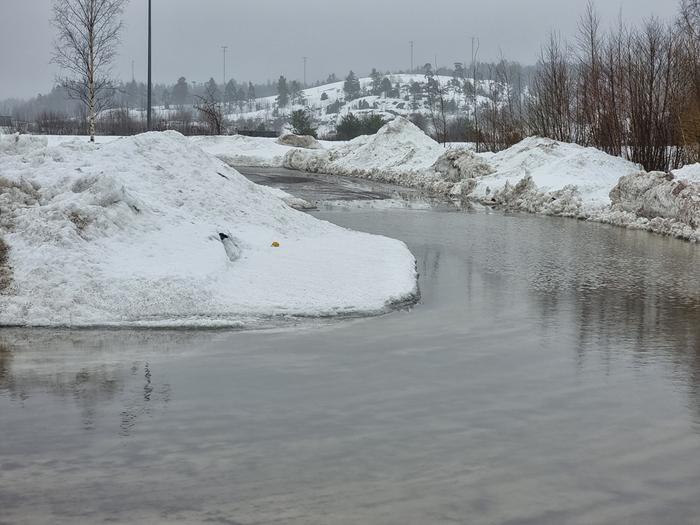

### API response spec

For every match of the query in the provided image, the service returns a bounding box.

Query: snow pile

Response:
[484,176,584,217]
[284,117,461,193]
[0,132,417,327]
[432,148,493,182]
[191,135,292,167]
[430,148,494,197]
[673,163,700,183]
[277,134,322,149]
[597,171,700,241]
[0,133,48,155]
[469,137,642,214]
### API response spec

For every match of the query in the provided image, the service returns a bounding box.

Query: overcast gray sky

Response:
[0,0,679,99]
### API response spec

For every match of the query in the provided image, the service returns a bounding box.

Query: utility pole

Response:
[303,56,307,87]
[409,40,414,73]
[471,36,480,152]
[222,46,228,87]
[147,0,152,131]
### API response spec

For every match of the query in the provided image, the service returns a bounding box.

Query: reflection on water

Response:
[0,331,185,434]
[1,208,699,525]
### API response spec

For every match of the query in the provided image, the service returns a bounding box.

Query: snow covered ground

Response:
[0,132,418,327]
[225,73,494,137]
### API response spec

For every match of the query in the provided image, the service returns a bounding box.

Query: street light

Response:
[147,0,152,131]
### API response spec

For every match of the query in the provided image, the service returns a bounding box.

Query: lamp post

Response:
[147,0,152,131]
[222,46,228,87]
[303,56,307,87]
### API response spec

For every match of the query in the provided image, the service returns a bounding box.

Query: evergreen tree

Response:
[336,113,361,139]
[225,80,238,106]
[276,76,289,107]
[452,63,466,91]
[162,88,171,109]
[205,78,220,102]
[290,109,317,137]
[370,68,382,95]
[344,70,361,100]
[236,87,247,110]
[247,82,256,102]
[172,76,189,106]
[380,77,393,97]
[335,113,386,140]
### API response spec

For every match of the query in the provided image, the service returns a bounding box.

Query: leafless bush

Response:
[195,82,225,135]
[527,2,697,171]
[528,32,577,143]
[97,107,146,135]
[35,111,83,135]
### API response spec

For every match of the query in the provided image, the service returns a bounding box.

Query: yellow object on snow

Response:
[271,242,280,248]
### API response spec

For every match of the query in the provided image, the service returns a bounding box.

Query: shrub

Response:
[289,109,317,138]
[326,100,343,114]
[335,113,387,140]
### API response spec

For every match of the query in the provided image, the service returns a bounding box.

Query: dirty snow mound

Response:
[431,148,493,183]
[277,134,322,149]
[0,132,417,327]
[597,171,700,241]
[472,137,641,213]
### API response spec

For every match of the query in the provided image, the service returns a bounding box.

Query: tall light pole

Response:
[222,46,228,87]
[147,0,152,131]
[409,40,414,73]
[303,56,307,87]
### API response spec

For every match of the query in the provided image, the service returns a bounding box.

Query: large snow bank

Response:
[469,137,642,214]
[191,135,292,168]
[0,132,417,327]
[284,117,458,193]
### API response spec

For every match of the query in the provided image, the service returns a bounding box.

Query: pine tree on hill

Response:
[370,68,382,95]
[276,76,289,107]
[344,71,361,100]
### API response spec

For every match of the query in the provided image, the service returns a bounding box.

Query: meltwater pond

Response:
[1,204,700,525]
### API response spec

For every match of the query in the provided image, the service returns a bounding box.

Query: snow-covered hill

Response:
[236,74,497,137]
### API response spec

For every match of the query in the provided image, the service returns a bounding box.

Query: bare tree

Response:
[678,0,700,162]
[51,0,128,142]
[528,32,576,142]
[195,81,225,135]
[426,76,449,145]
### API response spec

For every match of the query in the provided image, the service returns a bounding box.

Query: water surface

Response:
[1,199,699,524]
